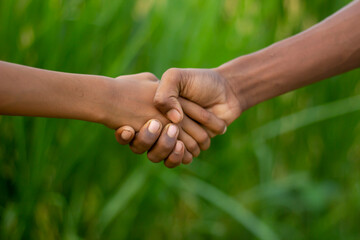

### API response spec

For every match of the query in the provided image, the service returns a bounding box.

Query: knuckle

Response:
[208,130,216,138]
[214,122,227,135]
[153,94,167,108]
[137,135,155,148]
[163,68,182,80]
[160,141,174,153]
[200,138,210,151]
[182,151,193,165]
[182,156,193,165]
[157,151,171,161]
[149,141,175,161]
[164,162,174,168]
[168,157,179,165]
[147,152,162,163]
[165,158,180,168]
[131,137,153,151]
[129,145,145,154]
[187,142,200,157]
[193,147,201,157]
[214,127,224,135]
[142,72,157,80]
[115,135,127,145]
[187,142,198,152]
[197,131,209,145]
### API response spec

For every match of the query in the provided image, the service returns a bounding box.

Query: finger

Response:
[182,149,193,165]
[147,124,179,163]
[178,129,200,158]
[181,115,211,151]
[154,68,185,123]
[129,119,162,154]
[115,126,135,145]
[164,141,184,168]
[205,128,216,138]
[180,98,227,135]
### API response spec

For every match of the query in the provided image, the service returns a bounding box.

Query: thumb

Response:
[115,126,135,145]
[154,68,185,123]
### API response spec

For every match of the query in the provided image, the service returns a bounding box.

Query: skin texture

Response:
[217,0,360,112]
[118,0,360,165]
[114,68,237,166]
[115,68,242,163]
[0,61,110,123]
[3,1,359,168]
[154,68,242,125]
[113,73,226,167]
[154,0,360,121]
[0,62,226,167]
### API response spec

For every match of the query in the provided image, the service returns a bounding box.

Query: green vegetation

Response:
[1,0,359,239]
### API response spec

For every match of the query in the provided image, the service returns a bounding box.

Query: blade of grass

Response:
[253,94,360,141]
[98,163,150,233]
[252,94,360,184]
[162,172,280,240]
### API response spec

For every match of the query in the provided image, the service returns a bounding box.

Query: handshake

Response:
[0,60,245,168]
[109,68,242,168]
[1,0,359,168]
[0,60,241,169]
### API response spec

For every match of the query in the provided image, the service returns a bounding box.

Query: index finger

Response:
[179,98,227,136]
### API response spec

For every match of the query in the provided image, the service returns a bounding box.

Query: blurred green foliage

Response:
[1,0,360,239]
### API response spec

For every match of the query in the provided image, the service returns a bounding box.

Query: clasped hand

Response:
[111,68,242,168]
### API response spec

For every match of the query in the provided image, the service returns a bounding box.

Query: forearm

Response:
[0,61,111,124]
[217,0,360,111]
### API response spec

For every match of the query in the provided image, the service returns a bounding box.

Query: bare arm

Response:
[0,61,110,123]
[217,0,360,111]
[0,61,228,167]
[153,0,360,137]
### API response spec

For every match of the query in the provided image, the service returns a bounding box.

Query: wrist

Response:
[210,67,243,122]
[96,76,153,130]
[214,55,258,112]
[74,74,116,127]
[215,48,284,112]
[92,76,128,129]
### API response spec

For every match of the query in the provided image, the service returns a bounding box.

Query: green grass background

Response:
[1,0,360,239]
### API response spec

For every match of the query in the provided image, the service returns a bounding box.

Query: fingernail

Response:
[174,141,183,154]
[121,130,132,140]
[167,124,178,138]
[222,126,227,135]
[167,109,182,123]
[148,120,160,134]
